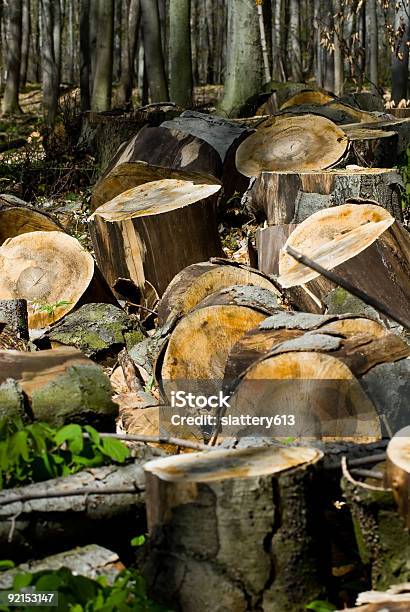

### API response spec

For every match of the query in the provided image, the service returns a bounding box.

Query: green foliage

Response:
[0,560,14,571]
[32,300,72,317]
[0,418,129,490]
[305,601,337,612]
[0,568,172,612]
[130,535,146,548]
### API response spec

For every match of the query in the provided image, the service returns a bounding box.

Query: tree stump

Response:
[244,168,404,224]
[144,445,326,612]
[0,197,62,245]
[89,178,223,297]
[343,118,410,161]
[384,427,410,528]
[0,231,115,329]
[0,348,116,427]
[157,259,281,326]
[236,115,348,177]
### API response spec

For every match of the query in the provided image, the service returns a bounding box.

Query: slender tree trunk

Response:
[2,0,22,114]
[40,0,59,125]
[0,0,3,88]
[323,0,334,92]
[314,0,322,87]
[80,0,91,110]
[89,0,98,84]
[140,0,168,101]
[288,0,302,81]
[68,0,74,83]
[117,0,140,106]
[368,0,378,94]
[392,0,409,105]
[91,0,114,111]
[257,1,271,82]
[169,0,193,106]
[113,0,122,81]
[52,0,61,86]
[272,0,282,80]
[333,0,343,96]
[219,0,264,117]
[20,0,30,87]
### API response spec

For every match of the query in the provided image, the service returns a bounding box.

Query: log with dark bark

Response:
[384,427,410,527]
[343,118,410,161]
[341,458,410,590]
[0,197,62,244]
[0,448,159,560]
[278,101,388,125]
[0,231,115,329]
[144,445,326,612]
[89,178,223,297]
[0,299,29,340]
[101,124,223,183]
[342,127,399,167]
[157,259,281,326]
[256,224,298,276]
[243,169,404,225]
[236,115,348,177]
[277,205,410,326]
[0,348,116,427]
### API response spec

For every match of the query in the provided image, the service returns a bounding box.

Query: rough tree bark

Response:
[169,0,193,107]
[117,0,140,106]
[91,0,114,111]
[333,0,344,96]
[2,0,22,114]
[80,0,91,111]
[20,0,30,87]
[289,0,302,82]
[219,0,264,117]
[368,0,378,94]
[391,0,410,105]
[140,0,168,102]
[40,0,60,125]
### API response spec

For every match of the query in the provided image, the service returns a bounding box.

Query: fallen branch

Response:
[326,452,387,471]
[0,485,141,507]
[85,432,209,452]
[285,245,410,329]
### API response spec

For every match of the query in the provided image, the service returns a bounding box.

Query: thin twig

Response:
[285,246,410,329]
[84,432,209,452]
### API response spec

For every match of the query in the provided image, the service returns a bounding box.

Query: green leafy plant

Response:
[31,300,72,317]
[306,600,337,612]
[0,418,129,490]
[0,567,172,612]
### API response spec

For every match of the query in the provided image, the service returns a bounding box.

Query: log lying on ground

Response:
[255,81,316,114]
[279,89,335,109]
[0,197,62,244]
[45,303,144,364]
[144,445,326,612]
[0,348,116,427]
[243,168,404,224]
[89,178,223,297]
[158,285,281,402]
[101,124,222,183]
[343,118,410,160]
[0,448,158,560]
[0,545,124,588]
[384,427,410,527]
[342,127,398,167]
[277,204,410,325]
[278,100,386,125]
[339,91,386,112]
[157,259,281,326]
[341,458,410,590]
[0,231,115,329]
[236,115,348,177]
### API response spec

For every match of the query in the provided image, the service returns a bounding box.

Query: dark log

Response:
[244,169,404,225]
[0,348,116,428]
[343,118,410,161]
[0,197,62,245]
[343,126,399,167]
[144,445,327,612]
[277,101,389,125]
[89,177,224,297]
[384,426,410,527]
[0,449,158,561]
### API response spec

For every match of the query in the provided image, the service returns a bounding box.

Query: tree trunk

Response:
[289,0,302,82]
[0,299,29,341]
[144,446,326,611]
[219,0,263,117]
[368,0,378,94]
[113,0,122,81]
[2,0,22,114]
[333,0,344,96]
[91,0,114,111]
[117,0,140,106]
[140,0,168,102]
[80,0,91,110]
[40,0,60,125]
[20,0,30,87]
[169,0,193,107]
[392,1,410,105]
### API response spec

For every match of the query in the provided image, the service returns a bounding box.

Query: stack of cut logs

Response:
[0,85,409,611]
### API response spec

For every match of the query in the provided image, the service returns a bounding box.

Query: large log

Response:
[384,427,410,528]
[157,259,281,326]
[144,445,326,612]
[0,348,116,427]
[0,449,158,560]
[243,168,404,225]
[342,126,399,167]
[236,115,348,177]
[343,118,410,161]
[89,178,223,297]
[278,100,387,125]
[0,196,62,245]
[0,231,115,329]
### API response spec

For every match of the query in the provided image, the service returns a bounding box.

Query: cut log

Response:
[0,231,115,329]
[343,118,410,161]
[101,124,222,183]
[159,285,281,403]
[343,127,399,167]
[256,224,298,276]
[0,449,158,560]
[225,350,381,440]
[0,199,62,245]
[235,115,348,177]
[243,169,404,225]
[279,100,386,124]
[384,427,410,528]
[91,161,221,212]
[89,178,223,297]
[157,259,281,326]
[256,81,313,114]
[341,458,410,590]
[279,89,335,109]
[0,298,29,340]
[144,445,326,612]
[0,348,116,427]
[339,91,386,112]
[0,545,124,588]
[277,204,410,327]
[46,303,144,363]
